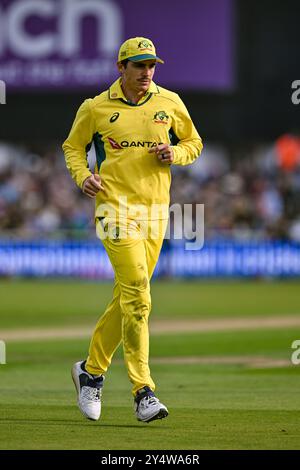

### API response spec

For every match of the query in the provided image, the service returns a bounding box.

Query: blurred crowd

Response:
[0,142,94,240]
[1,133,300,243]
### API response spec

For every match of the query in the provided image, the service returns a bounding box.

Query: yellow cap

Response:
[118,37,164,64]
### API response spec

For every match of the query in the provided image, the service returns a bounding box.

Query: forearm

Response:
[172,137,203,166]
[63,141,92,189]
[62,99,95,189]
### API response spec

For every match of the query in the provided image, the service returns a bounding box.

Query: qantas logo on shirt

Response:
[108,138,163,149]
[108,137,122,149]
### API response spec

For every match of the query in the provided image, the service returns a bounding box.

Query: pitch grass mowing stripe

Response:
[1,315,300,342]
[1,279,300,329]
[149,356,291,368]
[3,328,298,362]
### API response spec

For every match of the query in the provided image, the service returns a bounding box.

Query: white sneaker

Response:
[134,387,168,423]
[71,361,104,421]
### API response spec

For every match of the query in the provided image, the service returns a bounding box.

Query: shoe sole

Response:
[138,407,169,423]
[71,363,99,421]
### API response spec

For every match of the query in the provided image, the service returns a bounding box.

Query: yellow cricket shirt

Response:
[62,78,203,220]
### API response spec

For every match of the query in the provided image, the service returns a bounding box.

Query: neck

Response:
[121,82,147,104]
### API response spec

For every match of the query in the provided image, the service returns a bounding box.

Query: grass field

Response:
[1,279,300,449]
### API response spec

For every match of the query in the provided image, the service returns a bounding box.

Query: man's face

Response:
[118,60,156,93]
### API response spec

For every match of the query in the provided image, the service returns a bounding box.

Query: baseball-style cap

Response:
[118,37,164,64]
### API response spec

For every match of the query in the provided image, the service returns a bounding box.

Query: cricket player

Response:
[62,37,203,423]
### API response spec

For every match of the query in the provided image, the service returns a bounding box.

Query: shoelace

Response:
[81,386,101,402]
[141,396,159,407]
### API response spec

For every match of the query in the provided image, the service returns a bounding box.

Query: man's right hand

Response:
[82,174,106,198]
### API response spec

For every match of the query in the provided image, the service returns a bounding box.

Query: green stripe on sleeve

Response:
[93,132,106,171]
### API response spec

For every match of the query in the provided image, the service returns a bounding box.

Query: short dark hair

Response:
[121,59,129,68]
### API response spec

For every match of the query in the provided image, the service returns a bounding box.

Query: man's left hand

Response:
[149,144,174,163]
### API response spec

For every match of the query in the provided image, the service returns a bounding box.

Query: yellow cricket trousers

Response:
[85,218,168,395]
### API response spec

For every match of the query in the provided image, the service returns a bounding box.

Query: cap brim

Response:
[128,54,164,64]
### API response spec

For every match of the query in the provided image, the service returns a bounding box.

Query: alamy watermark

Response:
[95,198,205,251]
[291,340,300,365]
[0,80,6,104]
[0,341,6,364]
[291,80,300,105]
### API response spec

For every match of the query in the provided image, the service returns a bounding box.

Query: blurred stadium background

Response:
[0,0,300,278]
[1,0,300,278]
[1,0,300,450]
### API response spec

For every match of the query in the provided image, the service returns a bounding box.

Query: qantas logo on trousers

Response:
[108,139,163,149]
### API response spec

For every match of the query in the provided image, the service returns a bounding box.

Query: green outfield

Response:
[1,279,300,449]
[1,279,300,328]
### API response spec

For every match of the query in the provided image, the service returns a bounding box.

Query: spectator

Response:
[1,140,300,243]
